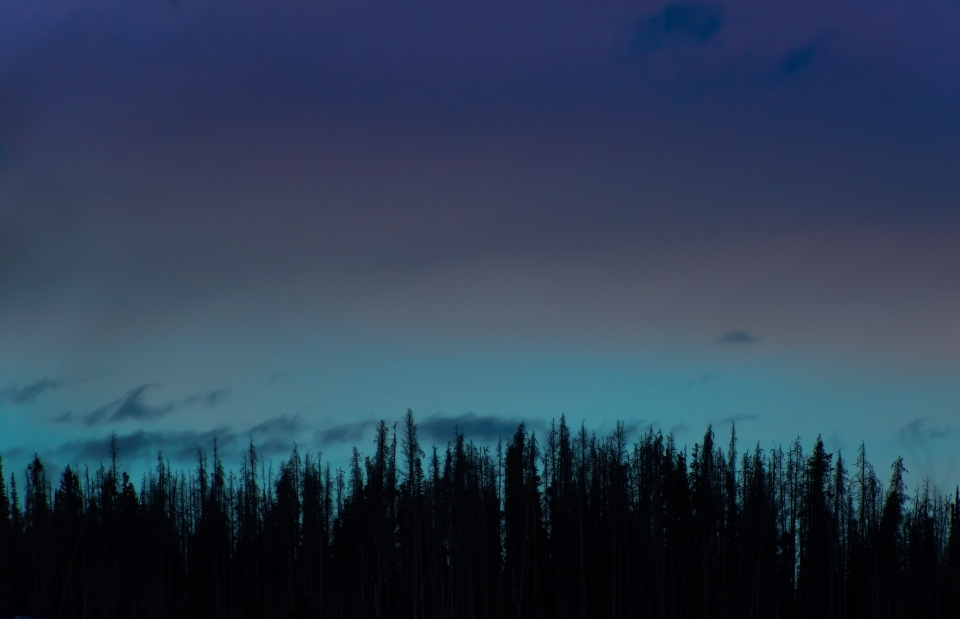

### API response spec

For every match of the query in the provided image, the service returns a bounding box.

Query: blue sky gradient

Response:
[1,0,959,488]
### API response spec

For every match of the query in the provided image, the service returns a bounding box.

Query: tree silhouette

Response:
[0,412,957,619]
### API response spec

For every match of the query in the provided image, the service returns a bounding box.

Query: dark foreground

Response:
[1,412,958,618]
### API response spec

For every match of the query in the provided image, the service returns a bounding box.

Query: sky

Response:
[1,0,959,490]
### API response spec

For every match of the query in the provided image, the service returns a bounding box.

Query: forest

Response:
[0,411,958,619]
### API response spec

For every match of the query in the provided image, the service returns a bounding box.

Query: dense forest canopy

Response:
[1,411,958,618]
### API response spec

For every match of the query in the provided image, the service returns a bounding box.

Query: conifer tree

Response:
[0,416,955,618]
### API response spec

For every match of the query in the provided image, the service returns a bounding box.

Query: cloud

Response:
[709,414,759,428]
[898,418,955,490]
[313,413,526,448]
[59,427,237,464]
[781,45,816,75]
[825,428,847,453]
[899,418,953,444]
[618,419,650,440]
[254,437,301,457]
[83,384,167,425]
[715,330,763,345]
[1,378,61,405]
[315,420,379,446]
[632,3,723,53]
[419,412,524,443]
[249,413,306,436]
[719,414,758,425]
[57,413,304,465]
[109,384,171,422]
[779,34,832,76]
[0,447,26,458]
[80,384,226,425]
[198,389,227,407]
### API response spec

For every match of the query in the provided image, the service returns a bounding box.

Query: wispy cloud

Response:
[59,427,236,463]
[706,414,759,430]
[781,44,817,75]
[253,437,301,457]
[1,378,62,405]
[108,384,171,423]
[779,33,832,76]
[198,389,227,407]
[718,414,758,425]
[249,413,306,436]
[419,412,524,443]
[632,3,723,53]
[715,330,763,345]
[0,446,26,458]
[618,419,650,440]
[899,418,953,444]
[898,418,955,490]
[58,415,304,464]
[312,412,527,448]
[315,419,379,446]
[79,384,226,425]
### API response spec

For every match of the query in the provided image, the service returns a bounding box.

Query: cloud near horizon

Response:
[315,420,380,447]
[1,378,61,405]
[249,413,305,437]
[716,330,763,345]
[58,427,236,464]
[62,384,226,426]
[311,412,531,449]
[718,414,759,425]
[899,418,953,444]
[55,413,308,465]
[419,412,528,444]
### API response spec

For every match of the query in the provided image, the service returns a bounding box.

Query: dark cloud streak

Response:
[76,384,226,426]
[779,34,832,76]
[249,413,305,436]
[419,412,525,443]
[315,420,378,446]
[1,377,61,405]
[109,384,170,423]
[899,418,953,443]
[58,414,307,465]
[313,413,528,447]
[59,427,236,463]
[718,414,758,425]
[632,3,723,53]
[716,330,763,345]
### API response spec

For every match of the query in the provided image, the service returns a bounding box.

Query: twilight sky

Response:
[1,0,959,488]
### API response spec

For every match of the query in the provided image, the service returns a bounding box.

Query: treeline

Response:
[1,412,959,618]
